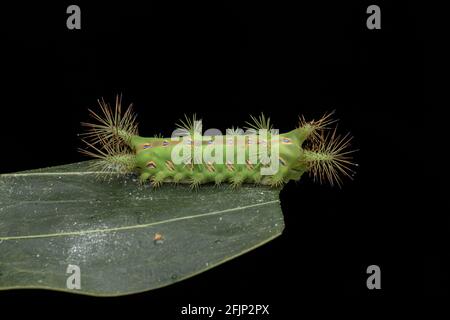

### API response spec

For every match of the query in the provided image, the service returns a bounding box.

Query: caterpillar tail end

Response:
[302,127,358,188]
[80,94,139,148]
[296,110,337,144]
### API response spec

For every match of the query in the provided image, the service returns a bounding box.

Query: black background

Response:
[0,0,443,316]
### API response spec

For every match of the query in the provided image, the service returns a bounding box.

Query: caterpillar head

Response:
[79,95,138,175]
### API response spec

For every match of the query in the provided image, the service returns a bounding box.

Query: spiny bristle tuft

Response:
[245,113,273,132]
[79,137,136,177]
[269,175,287,188]
[226,126,245,136]
[80,95,138,147]
[230,174,245,189]
[176,114,202,135]
[189,174,203,190]
[151,173,165,188]
[303,125,358,188]
[299,110,337,143]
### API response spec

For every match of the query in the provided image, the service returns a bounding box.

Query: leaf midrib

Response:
[0,200,279,241]
[0,171,110,178]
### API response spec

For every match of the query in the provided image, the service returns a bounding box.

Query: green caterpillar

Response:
[80,96,357,188]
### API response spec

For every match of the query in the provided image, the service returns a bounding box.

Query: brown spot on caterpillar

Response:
[165,160,175,171]
[162,140,169,147]
[246,159,254,170]
[226,160,235,172]
[142,143,152,149]
[281,137,292,144]
[206,161,216,172]
[146,161,157,169]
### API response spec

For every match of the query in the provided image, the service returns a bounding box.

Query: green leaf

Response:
[0,161,284,296]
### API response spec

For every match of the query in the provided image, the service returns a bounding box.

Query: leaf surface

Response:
[0,161,284,296]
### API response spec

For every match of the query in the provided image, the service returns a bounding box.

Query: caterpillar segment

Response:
[80,97,357,189]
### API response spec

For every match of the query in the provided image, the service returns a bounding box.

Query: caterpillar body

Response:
[80,96,357,188]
